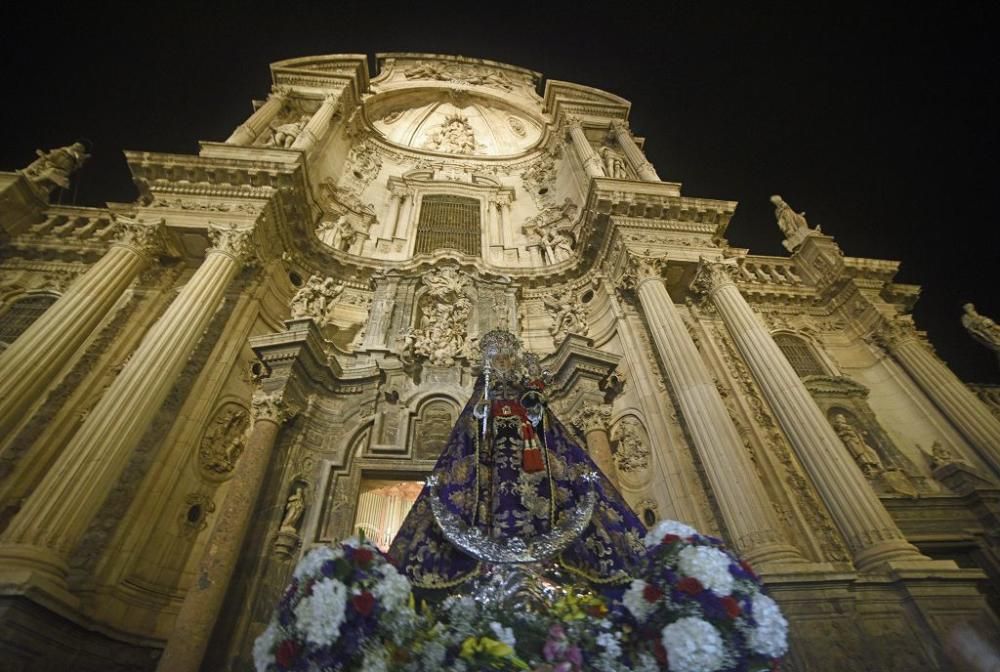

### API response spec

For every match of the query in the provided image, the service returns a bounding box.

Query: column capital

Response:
[692,256,739,295]
[870,315,921,351]
[620,253,667,294]
[111,215,165,258]
[207,223,255,263]
[251,389,295,426]
[563,114,583,131]
[387,181,410,199]
[571,403,612,434]
[270,84,292,98]
[609,118,630,134]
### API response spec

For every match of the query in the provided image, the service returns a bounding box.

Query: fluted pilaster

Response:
[698,259,924,570]
[566,117,605,178]
[0,217,164,438]
[226,87,289,145]
[610,120,660,181]
[625,256,802,566]
[571,404,619,488]
[290,93,339,152]
[157,389,293,672]
[876,320,1000,474]
[0,224,255,590]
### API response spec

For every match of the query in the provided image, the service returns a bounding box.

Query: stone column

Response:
[290,93,339,152]
[488,198,502,247]
[697,259,926,571]
[0,218,163,439]
[496,194,513,248]
[361,274,398,351]
[610,120,660,182]
[875,319,1000,474]
[571,404,619,488]
[226,87,289,146]
[157,390,293,672]
[565,117,605,179]
[394,188,414,239]
[626,255,803,566]
[382,184,405,239]
[0,225,255,591]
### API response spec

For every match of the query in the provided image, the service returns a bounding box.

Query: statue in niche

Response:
[21,142,90,193]
[266,114,310,148]
[830,412,883,478]
[535,225,575,264]
[289,275,344,325]
[961,303,1000,360]
[316,215,353,251]
[404,268,473,366]
[612,418,649,473]
[927,441,966,470]
[279,485,306,533]
[600,145,628,178]
[770,195,811,237]
[199,407,249,475]
[423,115,478,155]
[543,290,588,342]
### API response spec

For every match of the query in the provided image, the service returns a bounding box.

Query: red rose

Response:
[643,583,664,603]
[677,576,704,595]
[354,548,374,566]
[351,590,376,616]
[721,596,742,618]
[653,640,668,664]
[661,533,681,545]
[275,639,300,668]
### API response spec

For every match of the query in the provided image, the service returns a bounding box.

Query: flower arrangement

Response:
[622,520,788,672]
[255,521,787,672]
[253,537,417,672]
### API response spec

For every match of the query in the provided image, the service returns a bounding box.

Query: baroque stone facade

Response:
[0,52,998,671]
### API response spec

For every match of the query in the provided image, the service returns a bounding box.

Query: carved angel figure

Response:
[22,142,90,193]
[543,290,588,341]
[267,115,309,148]
[831,413,883,477]
[961,303,1000,355]
[289,275,344,325]
[423,115,478,155]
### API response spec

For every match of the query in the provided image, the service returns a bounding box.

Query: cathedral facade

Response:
[0,53,998,672]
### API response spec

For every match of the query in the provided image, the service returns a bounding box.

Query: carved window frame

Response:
[772,331,833,378]
[0,290,60,350]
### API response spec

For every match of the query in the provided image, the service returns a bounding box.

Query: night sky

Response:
[2,3,997,383]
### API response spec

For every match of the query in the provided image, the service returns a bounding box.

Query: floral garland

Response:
[254,521,788,672]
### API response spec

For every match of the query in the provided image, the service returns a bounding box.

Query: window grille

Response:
[0,294,58,345]
[414,195,481,256]
[774,333,826,377]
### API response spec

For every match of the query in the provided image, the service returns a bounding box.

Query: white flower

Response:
[661,617,725,672]
[597,631,622,659]
[645,519,699,548]
[623,579,655,622]
[293,545,343,580]
[748,593,788,657]
[360,648,389,672]
[677,545,734,596]
[633,652,663,672]
[373,563,412,610]
[489,621,516,648]
[293,578,347,645]
[252,621,279,672]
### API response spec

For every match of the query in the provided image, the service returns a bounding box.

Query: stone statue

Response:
[21,142,90,194]
[289,275,344,325]
[927,441,964,470]
[423,115,478,155]
[267,115,310,148]
[279,486,306,533]
[600,146,628,178]
[543,290,588,341]
[536,225,574,264]
[960,303,1000,359]
[316,215,352,251]
[770,195,810,238]
[404,268,473,366]
[613,419,650,473]
[831,413,883,477]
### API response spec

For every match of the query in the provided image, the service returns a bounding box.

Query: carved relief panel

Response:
[197,403,250,480]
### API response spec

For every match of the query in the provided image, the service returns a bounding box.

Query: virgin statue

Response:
[389,330,646,599]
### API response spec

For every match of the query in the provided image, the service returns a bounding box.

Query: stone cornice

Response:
[541,333,622,401]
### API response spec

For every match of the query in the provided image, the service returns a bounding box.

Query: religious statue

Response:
[21,142,90,194]
[423,115,478,155]
[831,413,883,477]
[389,330,645,598]
[535,225,574,264]
[289,275,344,325]
[404,268,474,366]
[279,486,306,533]
[961,303,1000,362]
[266,114,309,148]
[543,290,588,341]
[315,215,352,251]
[600,145,628,178]
[770,195,809,237]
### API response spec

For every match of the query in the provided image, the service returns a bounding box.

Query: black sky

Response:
[2,2,997,383]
